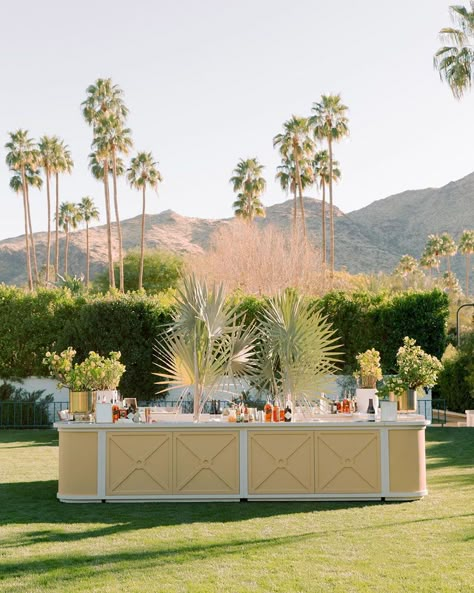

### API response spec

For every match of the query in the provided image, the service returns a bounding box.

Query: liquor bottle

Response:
[272,398,280,423]
[284,396,293,422]
[367,398,376,422]
[243,405,249,423]
[264,398,272,422]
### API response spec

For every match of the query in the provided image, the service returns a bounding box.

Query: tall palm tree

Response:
[78,196,100,287]
[425,234,444,275]
[92,115,132,292]
[273,116,314,237]
[89,151,125,288]
[230,158,266,222]
[52,139,73,278]
[58,202,82,277]
[459,229,474,295]
[440,232,457,273]
[82,78,130,291]
[312,150,341,265]
[38,136,57,282]
[5,130,38,290]
[127,152,162,290]
[310,95,349,277]
[434,3,474,99]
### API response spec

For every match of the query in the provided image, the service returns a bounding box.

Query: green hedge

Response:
[0,285,448,399]
[437,335,474,413]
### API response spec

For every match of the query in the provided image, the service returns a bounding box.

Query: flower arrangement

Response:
[43,348,126,391]
[79,351,125,391]
[376,375,409,400]
[354,348,383,389]
[43,347,88,391]
[396,336,442,390]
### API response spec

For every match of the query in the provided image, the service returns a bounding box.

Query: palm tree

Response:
[425,234,444,274]
[82,78,130,291]
[38,136,58,282]
[310,95,349,277]
[312,150,341,265]
[52,139,73,278]
[459,229,474,295]
[420,249,439,280]
[434,3,474,99]
[394,254,418,287]
[92,114,133,292]
[127,152,162,290]
[230,158,266,222]
[273,116,314,237]
[78,196,100,287]
[5,130,38,290]
[58,202,82,277]
[440,232,457,273]
[89,151,125,288]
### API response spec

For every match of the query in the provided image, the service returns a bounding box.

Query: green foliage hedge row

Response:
[437,336,474,413]
[0,285,448,399]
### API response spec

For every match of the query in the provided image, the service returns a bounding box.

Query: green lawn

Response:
[0,429,472,593]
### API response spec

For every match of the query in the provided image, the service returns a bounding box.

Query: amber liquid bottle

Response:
[264,399,272,422]
[272,398,280,423]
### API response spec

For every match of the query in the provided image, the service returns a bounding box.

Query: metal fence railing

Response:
[0,401,69,429]
[417,398,446,426]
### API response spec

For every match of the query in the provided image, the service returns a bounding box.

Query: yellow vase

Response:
[68,390,93,414]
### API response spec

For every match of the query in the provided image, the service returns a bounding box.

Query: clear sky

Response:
[1,0,472,241]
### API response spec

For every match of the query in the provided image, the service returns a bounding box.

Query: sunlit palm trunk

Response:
[54,172,60,278]
[112,149,124,292]
[64,225,69,277]
[25,184,39,284]
[321,180,326,265]
[139,186,146,290]
[85,221,90,288]
[103,160,115,289]
[292,185,297,235]
[21,167,33,290]
[293,143,306,240]
[328,137,335,279]
[45,170,51,283]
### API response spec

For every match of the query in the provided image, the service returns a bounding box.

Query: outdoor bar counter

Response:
[54,416,428,503]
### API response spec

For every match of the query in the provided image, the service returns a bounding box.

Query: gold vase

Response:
[68,390,94,414]
[397,388,417,413]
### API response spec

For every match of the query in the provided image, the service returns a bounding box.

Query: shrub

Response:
[437,333,474,413]
[94,250,184,294]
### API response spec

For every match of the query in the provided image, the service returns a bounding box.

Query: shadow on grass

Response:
[425,428,474,470]
[0,429,58,448]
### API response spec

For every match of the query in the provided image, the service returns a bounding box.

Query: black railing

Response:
[0,401,69,429]
[417,398,447,426]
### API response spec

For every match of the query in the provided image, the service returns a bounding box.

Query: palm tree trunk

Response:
[55,172,60,278]
[65,227,69,277]
[139,185,146,290]
[328,136,335,278]
[292,184,297,235]
[103,161,115,289]
[321,180,326,265]
[21,167,33,291]
[293,146,306,239]
[25,184,39,284]
[45,170,52,283]
[466,253,471,297]
[447,256,451,274]
[112,149,124,293]
[85,221,90,288]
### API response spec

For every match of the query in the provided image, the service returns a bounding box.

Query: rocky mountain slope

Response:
[1,171,474,285]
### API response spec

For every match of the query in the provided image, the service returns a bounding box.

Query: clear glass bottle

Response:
[284,395,293,422]
[264,398,272,422]
[272,398,280,423]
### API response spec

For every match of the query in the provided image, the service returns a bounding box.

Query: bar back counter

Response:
[54,416,428,503]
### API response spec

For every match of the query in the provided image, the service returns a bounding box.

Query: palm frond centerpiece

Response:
[153,275,259,421]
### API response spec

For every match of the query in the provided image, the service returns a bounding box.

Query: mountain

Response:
[1,171,474,285]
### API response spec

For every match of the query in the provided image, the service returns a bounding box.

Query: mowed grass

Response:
[0,429,472,593]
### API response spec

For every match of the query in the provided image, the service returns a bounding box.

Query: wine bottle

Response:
[243,405,249,423]
[264,398,272,422]
[367,398,376,422]
[284,396,293,422]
